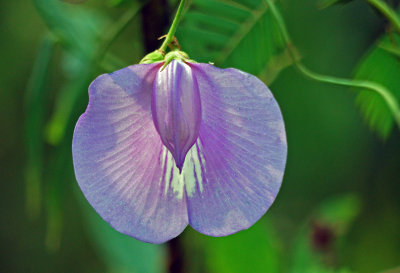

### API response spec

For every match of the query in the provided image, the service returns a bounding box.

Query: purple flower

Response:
[72,60,287,244]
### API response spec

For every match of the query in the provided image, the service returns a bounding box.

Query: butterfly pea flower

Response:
[72,51,287,244]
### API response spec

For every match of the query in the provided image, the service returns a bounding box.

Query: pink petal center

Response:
[151,60,202,172]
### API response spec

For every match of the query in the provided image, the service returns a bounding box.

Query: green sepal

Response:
[161,50,197,70]
[139,50,165,64]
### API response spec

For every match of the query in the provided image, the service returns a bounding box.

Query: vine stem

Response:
[365,0,400,34]
[159,0,186,52]
[264,0,400,129]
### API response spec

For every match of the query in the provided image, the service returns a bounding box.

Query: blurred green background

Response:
[1,0,399,272]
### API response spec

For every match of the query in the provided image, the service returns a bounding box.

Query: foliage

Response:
[354,33,400,139]
[25,36,55,219]
[178,0,289,83]
[289,194,361,273]
[182,221,280,273]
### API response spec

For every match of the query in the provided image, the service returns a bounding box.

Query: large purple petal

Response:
[72,63,189,244]
[183,63,287,236]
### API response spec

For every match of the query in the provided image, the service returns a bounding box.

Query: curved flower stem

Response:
[264,0,400,129]
[365,0,400,34]
[159,0,186,52]
[296,64,400,127]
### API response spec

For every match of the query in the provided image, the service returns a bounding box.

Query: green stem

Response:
[264,0,400,129]
[95,2,143,70]
[296,64,400,127]
[97,2,143,59]
[365,0,400,33]
[159,0,186,52]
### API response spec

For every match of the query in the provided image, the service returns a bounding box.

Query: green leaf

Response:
[24,35,56,219]
[354,34,400,139]
[315,194,362,235]
[178,0,287,80]
[45,52,93,145]
[34,0,106,60]
[183,220,280,273]
[33,0,107,145]
[77,189,166,273]
[290,194,361,273]
[44,142,72,253]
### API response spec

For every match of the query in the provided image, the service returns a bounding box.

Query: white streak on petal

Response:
[163,147,173,196]
[159,139,206,199]
[171,162,185,200]
[159,146,167,187]
[191,141,204,194]
[161,146,186,200]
